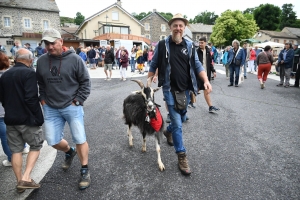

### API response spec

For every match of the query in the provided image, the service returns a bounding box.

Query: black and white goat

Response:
[123,77,165,171]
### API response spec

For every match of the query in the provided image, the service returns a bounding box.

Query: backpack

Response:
[36,47,44,55]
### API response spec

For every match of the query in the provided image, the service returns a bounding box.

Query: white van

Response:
[99,39,149,52]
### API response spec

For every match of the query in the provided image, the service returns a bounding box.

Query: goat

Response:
[123,77,165,171]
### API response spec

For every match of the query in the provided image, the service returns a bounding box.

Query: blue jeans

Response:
[130,57,136,72]
[163,90,190,153]
[254,60,257,71]
[229,64,240,85]
[0,117,12,161]
[42,104,86,146]
[244,61,248,76]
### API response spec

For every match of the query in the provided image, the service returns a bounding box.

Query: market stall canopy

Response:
[257,41,284,48]
[241,38,262,43]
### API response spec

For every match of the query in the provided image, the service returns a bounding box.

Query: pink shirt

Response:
[148,51,154,61]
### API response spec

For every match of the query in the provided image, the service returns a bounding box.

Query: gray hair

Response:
[232,39,240,46]
[15,49,33,60]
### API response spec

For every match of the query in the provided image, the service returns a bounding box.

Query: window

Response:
[274,39,279,43]
[145,23,150,31]
[145,34,150,39]
[43,20,49,29]
[112,27,120,33]
[24,18,31,28]
[161,24,166,32]
[112,12,119,20]
[6,40,14,45]
[121,27,129,34]
[4,17,11,27]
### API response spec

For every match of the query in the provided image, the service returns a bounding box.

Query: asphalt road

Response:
[27,65,300,200]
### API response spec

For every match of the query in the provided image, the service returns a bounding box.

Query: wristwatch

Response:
[73,99,81,106]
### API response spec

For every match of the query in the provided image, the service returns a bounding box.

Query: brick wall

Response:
[141,13,170,43]
[0,7,60,36]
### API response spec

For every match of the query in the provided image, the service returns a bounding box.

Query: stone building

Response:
[140,10,171,44]
[0,0,60,56]
[253,30,298,45]
[188,23,213,42]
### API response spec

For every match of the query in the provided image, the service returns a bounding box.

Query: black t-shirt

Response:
[169,38,191,91]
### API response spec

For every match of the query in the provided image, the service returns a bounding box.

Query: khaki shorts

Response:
[6,125,44,153]
[104,64,112,71]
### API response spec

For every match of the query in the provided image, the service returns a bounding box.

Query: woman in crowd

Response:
[120,50,128,81]
[135,46,144,74]
[143,48,148,72]
[148,46,154,69]
[277,42,295,88]
[222,46,230,79]
[0,52,12,167]
[79,47,87,65]
[256,45,274,89]
[248,47,256,73]
[94,46,100,68]
[130,46,137,72]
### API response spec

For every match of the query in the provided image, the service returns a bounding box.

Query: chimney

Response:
[153,9,157,12]
[117,0,122,6]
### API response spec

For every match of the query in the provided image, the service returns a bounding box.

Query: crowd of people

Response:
[0,11,299,196]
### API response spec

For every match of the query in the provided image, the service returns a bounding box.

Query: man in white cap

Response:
[36,28,91,190]
[148,14,211,175]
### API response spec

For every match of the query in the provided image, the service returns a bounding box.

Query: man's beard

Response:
[172,34,182,43]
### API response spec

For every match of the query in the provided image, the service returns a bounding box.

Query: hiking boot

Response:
[79,168,91,190]
[166,114,171,123]
[62,147,77,171]
[177,152,191,175]
[163,130,173,146]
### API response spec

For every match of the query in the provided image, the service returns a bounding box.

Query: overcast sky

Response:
[56,0,300,20]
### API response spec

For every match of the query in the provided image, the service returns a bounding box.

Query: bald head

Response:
[15,48,33,67]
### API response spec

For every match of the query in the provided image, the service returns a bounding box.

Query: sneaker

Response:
[104,77,109,80]
[209,106,220,113]
[107,78,111,81]
[235,85,239,87]
[166,114,171,123]
[276,84,283,87]
[163,130,173,146]
[260,83,264,89]
[177,152,191,175]
[79,168,91,190]
[228,84,233,87]
[2,160,12,167]
[284,85,290,88]
[191,105,196,108]
[123,78,126,81]
[188,104,192,108]
[22,146,29,154]
[17,179,40,189]
[62,147,77,171]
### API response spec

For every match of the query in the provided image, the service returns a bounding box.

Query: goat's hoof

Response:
[159,163,165,171]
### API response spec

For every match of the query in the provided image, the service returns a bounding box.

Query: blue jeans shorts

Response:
[43,104,86,146]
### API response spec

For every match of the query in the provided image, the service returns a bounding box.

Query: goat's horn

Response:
[131,79,144,89]
[146,76,153,88]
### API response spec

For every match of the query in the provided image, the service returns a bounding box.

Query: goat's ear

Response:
[131,90,141,94]
[153,87,162,92]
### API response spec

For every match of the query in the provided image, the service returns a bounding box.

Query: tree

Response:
[159,12,173,21]
[253,4,281,30]
[132,12,152,20]
[210,10,259,46]
[243,7,256,14]
[60,16,74,26]
[191,10,218,24]
[279,4,298,29]
[74,12,85,25]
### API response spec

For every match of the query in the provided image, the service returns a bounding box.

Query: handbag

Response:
[235,59,241,66]
[173,91,187,110]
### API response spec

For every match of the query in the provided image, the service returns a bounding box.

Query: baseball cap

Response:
[42,28,61,43]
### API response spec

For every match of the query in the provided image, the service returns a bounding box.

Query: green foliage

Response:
[243,7,256,14]
[243,13,253,20]
[279,4,298,29]
[190,10,218,25]
[132,12,152,20]
[253,4,281,30]
[210,10,259,46]
[159,12,173,21]
[60,16,74,26]
[74,12,85,25]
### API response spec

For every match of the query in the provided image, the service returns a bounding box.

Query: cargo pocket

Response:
[34,127,44,147]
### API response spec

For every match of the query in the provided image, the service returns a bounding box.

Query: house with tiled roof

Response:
[253,30,298,45]
[281,27,300,44]
[74,0,150,47]
[0,0,60,56]
[140,10,193,44]
[188,23,214,41]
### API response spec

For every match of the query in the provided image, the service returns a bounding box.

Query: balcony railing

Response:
[92,33,150,44]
